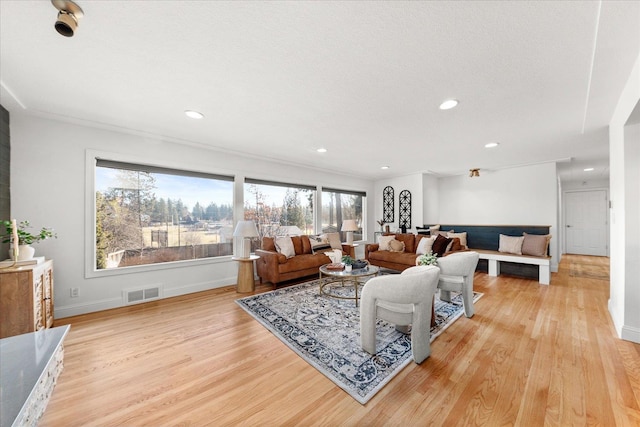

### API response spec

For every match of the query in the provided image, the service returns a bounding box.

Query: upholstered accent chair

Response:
[360,265,440,364]
[436,251,480,318]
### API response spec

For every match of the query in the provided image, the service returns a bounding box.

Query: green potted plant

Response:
[416,251,438,267]
[2,220,57,261]
[341,254,354,272]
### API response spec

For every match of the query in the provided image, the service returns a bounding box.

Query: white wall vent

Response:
[123,285,163,305]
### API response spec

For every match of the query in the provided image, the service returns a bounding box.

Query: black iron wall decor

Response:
[399,190,411,230]
[383,186,394,223]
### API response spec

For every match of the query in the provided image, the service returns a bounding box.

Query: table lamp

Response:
[341,219,359,245]
[233,221,259,258]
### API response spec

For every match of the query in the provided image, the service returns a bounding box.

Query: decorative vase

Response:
[9,245,36,261]
[345,264,352,272]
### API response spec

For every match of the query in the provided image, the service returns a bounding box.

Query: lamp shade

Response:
[341,220,359,232]
[233,221,259,238]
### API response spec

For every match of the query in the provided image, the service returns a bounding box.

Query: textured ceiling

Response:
[1,1,638,182]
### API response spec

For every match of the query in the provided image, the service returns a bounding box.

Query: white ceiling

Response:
[1,1,638,182]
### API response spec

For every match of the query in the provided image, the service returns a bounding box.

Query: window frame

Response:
[321,187,366,241]
[85,150,236,278]
[244,178,316,238]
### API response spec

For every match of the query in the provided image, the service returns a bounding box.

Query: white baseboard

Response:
[55,275,235,319]
[621,325,640,344]
[607,299,640,344]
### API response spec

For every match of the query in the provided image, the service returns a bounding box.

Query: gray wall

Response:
[0,105,9,257]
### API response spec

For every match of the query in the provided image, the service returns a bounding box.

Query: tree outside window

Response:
[322,188,364,242]
[95,160,233,270]
[244,180,315,242]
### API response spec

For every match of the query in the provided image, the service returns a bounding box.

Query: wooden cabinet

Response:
[0,260,54,338]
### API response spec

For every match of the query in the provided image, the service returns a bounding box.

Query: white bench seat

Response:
[470,248,551,285]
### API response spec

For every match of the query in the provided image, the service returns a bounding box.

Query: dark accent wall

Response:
[438,224,551,280]
[0,105,9,258]
[438,224,551,252]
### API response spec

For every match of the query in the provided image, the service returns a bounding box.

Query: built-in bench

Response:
[472,249,550,285]
[435,224,552,284]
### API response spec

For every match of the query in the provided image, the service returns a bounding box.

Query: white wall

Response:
[562,179,610,190]
[624,123,639,338]
[373,173,423,233]
[422,173,439,225]
[609,52,640,343]
[437,163,559,271]
[10,113,373,318]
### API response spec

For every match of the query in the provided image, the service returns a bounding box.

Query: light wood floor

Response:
[40,255,640,426]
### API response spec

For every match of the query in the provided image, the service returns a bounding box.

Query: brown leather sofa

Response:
[255,235,349,288]
[365,233,465,272]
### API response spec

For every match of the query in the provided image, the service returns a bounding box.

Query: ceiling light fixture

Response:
[469,168,480,177]
[583,167,594,172]
[439,99,459,110]
[184,110,204,119]
[484,142,499,148]
[51,0,84,37]
[381,166,389,170]
[316,148,327,153]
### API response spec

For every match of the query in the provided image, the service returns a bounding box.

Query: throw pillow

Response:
[448,237,463,252]
[432,234,452,257]
[521,232,552,256]
[447,231,468,248]
[389,239,405,253]
[498,234,524,255]
[275,236,296,258]
[415,235,436,255]
[429,224,441,235]
[309,235,330,253]
[378,235,396,251]
[312,243,333,254]
[321,232,343,250]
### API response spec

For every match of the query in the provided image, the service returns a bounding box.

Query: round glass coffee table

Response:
[318,264,380,306]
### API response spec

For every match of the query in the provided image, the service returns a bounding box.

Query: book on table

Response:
[0,256,46,268]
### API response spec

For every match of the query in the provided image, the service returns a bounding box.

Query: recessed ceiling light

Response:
[317,148,327,153]
[381,166,389,170]
[484,142,499,148]
[439,99,459,110]
[584,167,594,172]
[184,110,204,119]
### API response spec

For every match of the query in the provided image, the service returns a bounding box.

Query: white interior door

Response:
[565,190,608,256]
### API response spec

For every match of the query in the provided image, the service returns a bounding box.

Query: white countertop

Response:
[0,325,70,427]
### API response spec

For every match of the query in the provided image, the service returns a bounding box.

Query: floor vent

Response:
[123,285,163,305]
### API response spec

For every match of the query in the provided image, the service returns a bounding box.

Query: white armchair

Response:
[437,251,480,318]
[360,266,440,364]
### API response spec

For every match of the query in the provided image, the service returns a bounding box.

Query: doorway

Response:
[564,189,608,256]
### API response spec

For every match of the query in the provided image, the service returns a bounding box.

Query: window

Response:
[243,179,315,239]
[322,188,365,242]
[95,159,234,270]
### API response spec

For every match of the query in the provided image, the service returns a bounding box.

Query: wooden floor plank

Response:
[37,255,640,426]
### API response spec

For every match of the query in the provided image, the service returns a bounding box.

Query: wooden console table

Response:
[0,260,54,339]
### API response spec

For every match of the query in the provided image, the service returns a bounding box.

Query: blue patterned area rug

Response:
[236,277,482,404]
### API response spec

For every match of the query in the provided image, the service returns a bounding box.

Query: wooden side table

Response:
[232,255,260,293]
[342,243,359,258]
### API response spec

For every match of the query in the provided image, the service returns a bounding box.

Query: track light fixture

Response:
[51,0,84,37]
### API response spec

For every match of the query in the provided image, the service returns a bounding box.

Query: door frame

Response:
[562,187,610,256]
